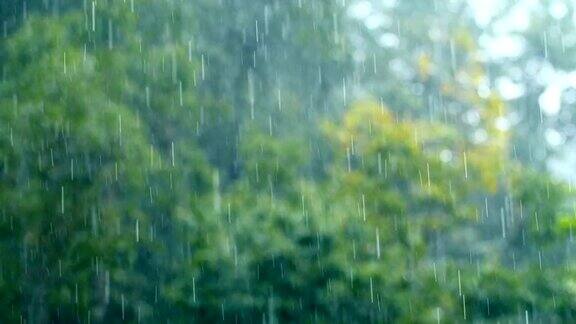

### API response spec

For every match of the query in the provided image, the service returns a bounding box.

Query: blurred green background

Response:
[1,0,576,322]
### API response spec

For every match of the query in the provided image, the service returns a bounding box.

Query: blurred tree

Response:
[1,0,576,323]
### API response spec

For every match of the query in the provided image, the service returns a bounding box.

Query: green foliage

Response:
[1,0,576,323]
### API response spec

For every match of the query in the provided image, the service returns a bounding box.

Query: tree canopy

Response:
[1,0,576,322]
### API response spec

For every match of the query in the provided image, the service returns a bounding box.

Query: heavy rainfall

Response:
[1,0,576,323]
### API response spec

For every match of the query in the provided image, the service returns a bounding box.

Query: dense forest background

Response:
[2,0,576,322]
